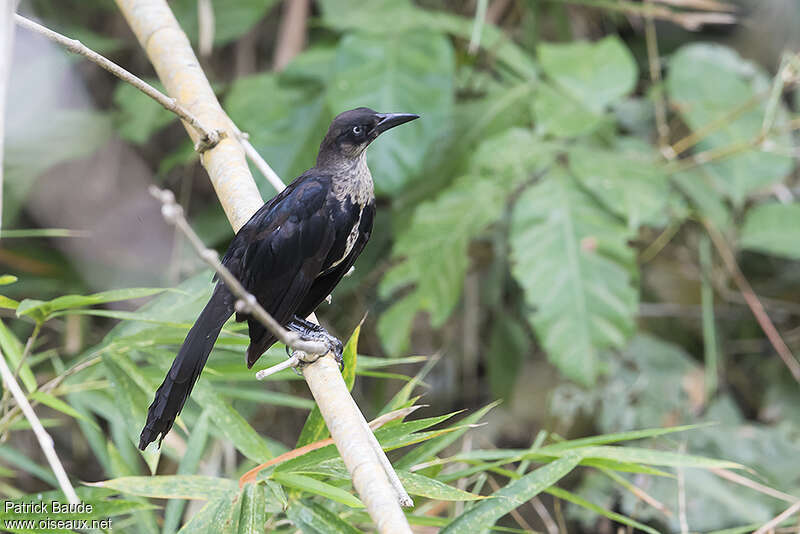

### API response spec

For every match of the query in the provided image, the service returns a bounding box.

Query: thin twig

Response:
[148,186,327,357]
[234,128,286,193]
[531,496,559,534]
[0,348,79,504]
[13,14,222,152]
[754,501,800,534]
[272,0,309,71]
[704,220,800,383]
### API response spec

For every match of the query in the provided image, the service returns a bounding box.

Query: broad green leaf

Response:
[672,169,731,228]
[379,129,554,355]
[509,167,638,384]
[286,499,361,534]
[740,202,800,259]
[17,288,165,321]
[296,326,360,447]
[113,80,175,144]
[225,71,330,198]
[441,453,583,533]
[193,381,273,463]
[538,36,637,113]
[327,30,454,194]
[318,0,537,80]
[397,471,483,501]
[171,0,280,46]
[667,44,794,205]
[273,473,363,508]
[0,295,20,311]
[0,320,36,392]
[532,82,603,138]
[238,483,266,534]
[545,486,660,534]
[92,475,236,500]
[0,275,17,285]
[569,143,671,229]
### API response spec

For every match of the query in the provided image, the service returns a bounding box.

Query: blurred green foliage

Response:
[2,0,800,532]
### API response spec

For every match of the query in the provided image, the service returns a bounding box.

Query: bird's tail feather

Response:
[139,284,233,450]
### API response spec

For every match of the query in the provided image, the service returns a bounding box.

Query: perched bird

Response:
[139,107,419,450]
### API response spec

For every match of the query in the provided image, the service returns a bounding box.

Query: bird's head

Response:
[317,107,419,165]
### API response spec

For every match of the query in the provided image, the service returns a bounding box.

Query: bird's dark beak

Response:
[372,113,419,136]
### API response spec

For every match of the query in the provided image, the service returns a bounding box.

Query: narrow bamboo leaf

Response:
[545,486,660,534]
[528,445,741,470]
[91,475,236,500]
[164,411,211,534]
[441,453,583,533]
[17,288,166,320]
[380,354,439,415]
[0,295,19,310]
[193,381,272,463]
[286,499,361,534]
[176,490,241,534]
[213,385,314,410]
[539,424,708,452]
[238,483,266,534]
[342,324,360,391]
[0,320,36,392]
[0,445,57,486]
[29,391,94,425]
[272,473,363,508]
[396,401,500,469]
[397,471,484,501]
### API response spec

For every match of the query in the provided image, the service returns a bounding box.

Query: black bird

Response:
[139,108,419,450]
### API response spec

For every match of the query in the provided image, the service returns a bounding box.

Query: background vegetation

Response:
[1,0,799,532]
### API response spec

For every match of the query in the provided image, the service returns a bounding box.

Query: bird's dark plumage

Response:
[139,107,418,450]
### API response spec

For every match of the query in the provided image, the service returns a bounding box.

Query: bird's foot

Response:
[286,317,344,369]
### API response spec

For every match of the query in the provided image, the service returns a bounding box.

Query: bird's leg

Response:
[285,316,344,367]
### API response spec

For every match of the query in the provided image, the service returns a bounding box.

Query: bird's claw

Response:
[285,318,344,370]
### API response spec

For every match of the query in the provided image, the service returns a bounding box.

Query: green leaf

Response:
[193,381,273,463]
[532,82,603,138]
[666,44,794,205]
[176,490,242,534]
[739,202,800,259]
[379,129,554,355]
[92,475,236,500]
[671,169,731,229]
[17,287,166,321]
[0,295,19,311]
[0,275,18,285]
[238,482,266,534]
[286,499,361,534]
[396,401,499,469]
[113,80,175,144]
[397,471,484,501]
[487,315,528,400]
[164,411,211,534]
[272,473,363,508]
[170,0,280,46]
[569,143,671,229]
[0,321,36,392]
[29,391,93,425]
[538,36,637,113]
[327,30,454,195]
[545,486,660,534]
[509,167,638,385]
[225,71,330,198]
[441,453,583,533]
[540,424,708,453]
[342,324,360,391]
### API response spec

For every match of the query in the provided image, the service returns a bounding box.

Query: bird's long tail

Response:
[139,284,234,450]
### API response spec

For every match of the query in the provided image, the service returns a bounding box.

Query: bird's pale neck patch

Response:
[330,150,373,206]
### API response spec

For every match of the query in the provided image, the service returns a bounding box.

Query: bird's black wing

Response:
[222,173,337,367]
[297,200,376,318]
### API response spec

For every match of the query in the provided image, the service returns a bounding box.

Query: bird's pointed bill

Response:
[373,113,419,135]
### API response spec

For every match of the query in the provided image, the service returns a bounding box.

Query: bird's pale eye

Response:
[352,125,363,135]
